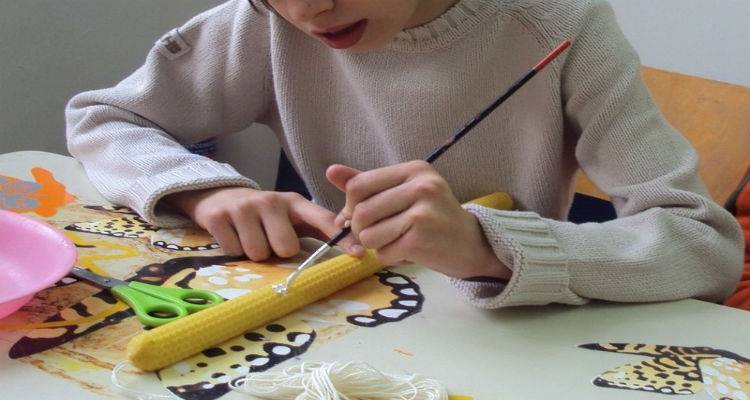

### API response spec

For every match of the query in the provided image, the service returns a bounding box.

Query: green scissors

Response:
[70,267,224,327]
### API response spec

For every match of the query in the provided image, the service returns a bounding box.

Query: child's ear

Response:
[325,164,361,192]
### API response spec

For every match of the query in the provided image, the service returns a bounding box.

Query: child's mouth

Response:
[316,19,368,49]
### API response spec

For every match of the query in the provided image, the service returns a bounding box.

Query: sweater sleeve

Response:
[65,0,271,227]
[451,0,744,308]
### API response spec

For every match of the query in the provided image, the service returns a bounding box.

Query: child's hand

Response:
[165,187,360,261]
[326,161,511,280]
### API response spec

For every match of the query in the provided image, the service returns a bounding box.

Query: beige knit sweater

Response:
[65,0,743,308]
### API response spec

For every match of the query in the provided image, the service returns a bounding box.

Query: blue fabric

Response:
[568,193,616,223]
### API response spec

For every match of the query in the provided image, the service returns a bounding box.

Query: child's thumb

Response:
[325,164,361,192]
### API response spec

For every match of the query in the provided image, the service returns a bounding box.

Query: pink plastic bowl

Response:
[0,210,77,319]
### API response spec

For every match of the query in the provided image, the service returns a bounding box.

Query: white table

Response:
[1,151,748,400]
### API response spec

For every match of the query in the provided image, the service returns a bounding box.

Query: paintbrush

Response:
[273,40,571,295]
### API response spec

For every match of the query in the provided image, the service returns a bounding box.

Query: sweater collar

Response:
[388,0,503,52]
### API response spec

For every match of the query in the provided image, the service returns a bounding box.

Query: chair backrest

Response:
[576,66,750,205]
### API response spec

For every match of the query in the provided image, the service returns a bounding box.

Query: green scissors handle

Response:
[112,282,224,327]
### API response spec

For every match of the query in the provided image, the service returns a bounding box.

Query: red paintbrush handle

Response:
[533,40,571,72]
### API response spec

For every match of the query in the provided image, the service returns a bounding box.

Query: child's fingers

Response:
[357,209,411,251]
[349,183,415,236]
[337,161,430,220]
[290,198,364,256]
[294,224,328,242]
[372,232,414,266]
[260,210,301,258]
[334,212,348,228]
[204,214,245,257]
[325,164,361,192]
[230,212,271,261]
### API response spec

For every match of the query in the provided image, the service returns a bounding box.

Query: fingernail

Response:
[335,213,352,229]
[349,244,365,256]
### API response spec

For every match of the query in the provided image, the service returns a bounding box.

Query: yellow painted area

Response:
[55,356,87,373]
[66,232,139,276]
[448,396,474,400]
[60,308,82,321]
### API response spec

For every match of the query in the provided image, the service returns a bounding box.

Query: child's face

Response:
[266,0,457,52]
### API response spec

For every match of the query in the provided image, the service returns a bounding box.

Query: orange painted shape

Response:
[0,167,76,217]
[30,167,76,217]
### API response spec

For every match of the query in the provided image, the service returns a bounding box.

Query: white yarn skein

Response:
[111,360,180,400]
[229,361,448,400]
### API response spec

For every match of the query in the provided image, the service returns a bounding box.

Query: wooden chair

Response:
[576,66,750,206]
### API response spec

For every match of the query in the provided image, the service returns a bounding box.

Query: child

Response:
[66,0,743,308]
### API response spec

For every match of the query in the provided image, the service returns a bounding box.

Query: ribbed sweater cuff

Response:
[126,162,260,228]
[450,205,587,308]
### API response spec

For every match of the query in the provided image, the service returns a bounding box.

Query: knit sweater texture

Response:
[66,0,744,308]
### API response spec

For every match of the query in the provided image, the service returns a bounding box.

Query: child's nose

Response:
[286,0,334,23]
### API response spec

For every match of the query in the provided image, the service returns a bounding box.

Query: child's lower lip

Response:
[316,19,368,49]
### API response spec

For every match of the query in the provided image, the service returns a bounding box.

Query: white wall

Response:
[1,0,748,188]
[608,0,750,88]
[0,0,280,188]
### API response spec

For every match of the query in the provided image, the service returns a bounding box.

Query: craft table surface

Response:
[1,151,748,400]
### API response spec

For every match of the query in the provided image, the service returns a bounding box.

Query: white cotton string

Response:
[111,360,180,400]
[229,361,448,400]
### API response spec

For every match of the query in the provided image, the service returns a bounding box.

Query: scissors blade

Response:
[71,267,129,288]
